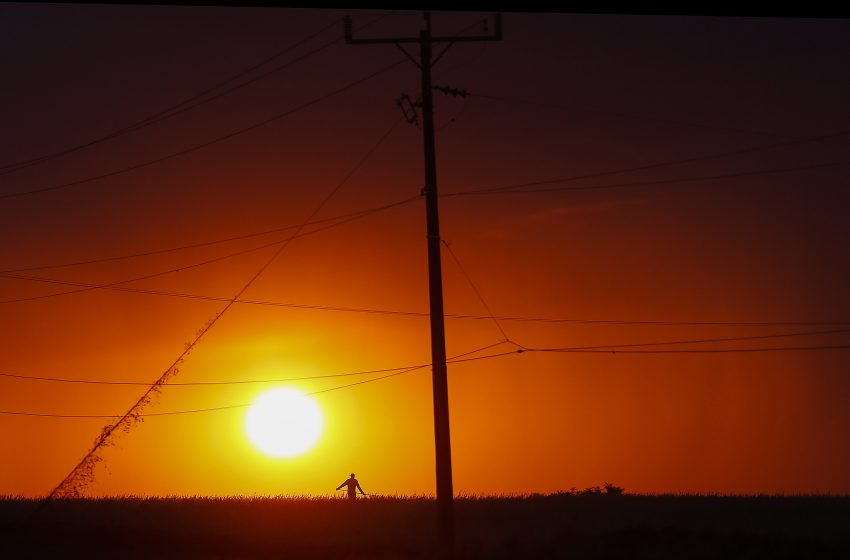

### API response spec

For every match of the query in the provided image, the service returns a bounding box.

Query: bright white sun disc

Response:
[245,388,323,457]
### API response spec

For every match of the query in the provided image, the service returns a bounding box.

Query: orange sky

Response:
[1,7,850,498]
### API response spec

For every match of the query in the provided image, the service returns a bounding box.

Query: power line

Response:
[0,364,426,387]
[5,153,848,274]
[0,196,417,274]
[5,339,850,419]
[0,340,511,387]
[525,344,850,354]
[0,345,520,418]
[0,18,337,174]
[471,91,850,146]
[8,119,848,272]
[2,245,285,304]
[443,339,511,359]
[0,196,418,304]
[1,58,407,201]
[446,159,850,197]
[441,239,509,341]
[304,348,519,401]
[437,121,850,198]
[513,327,850,352]
[4,330,847,388]
[0,14,395,176]
[41,114,403,500]
[5,269,848,329]
[8,156,848,278]
[438,315,850,328]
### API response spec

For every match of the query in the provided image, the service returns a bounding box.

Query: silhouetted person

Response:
[336,473,365,499]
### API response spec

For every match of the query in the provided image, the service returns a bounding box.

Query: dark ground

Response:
[1,494,849,559]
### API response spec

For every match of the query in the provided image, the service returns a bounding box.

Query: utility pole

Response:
[345,11,502,546]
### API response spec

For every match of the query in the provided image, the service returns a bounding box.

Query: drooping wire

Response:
[0,364,424,386]
[472,92,850,146]
[5,338,850,419]
[440,239,509,342]
[0,340,512,387]
[0,196,419,304]
[2,58,407,201]
[40,115,404,501]
[4,268,848,329]
[5,152,849,274]
[5,330,847,388]
[8,107,849,270]
[0,344,522,418]
[525,344,850,354]
[0,196,417,274]
[434,116,850,197]
[445,159,850,198]
[0,14,396,176]
[510,327,850,352]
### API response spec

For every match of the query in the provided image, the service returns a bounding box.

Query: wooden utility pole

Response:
[345,11,502,545]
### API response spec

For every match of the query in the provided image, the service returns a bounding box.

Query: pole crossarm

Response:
[345,36,500,44]
[344,14,502,45]
[344,10,502,547]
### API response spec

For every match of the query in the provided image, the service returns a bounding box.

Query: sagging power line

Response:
[470,91,850,146]
[525,344,850,354]
[40,114,403,502]
[4,328,850,388]
[2,151,847,279]
[0,196,417,304]
[0,14,395,177]
[446,159,850,197]
[5,338,850,420]
[2,59,407,201]
[0,196,419,275]
[1,345,521,418]
[7,148,840,276]
[441,239,509,341]
[6,270,849,329]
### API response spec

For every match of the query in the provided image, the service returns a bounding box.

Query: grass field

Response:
[2,493,849,559]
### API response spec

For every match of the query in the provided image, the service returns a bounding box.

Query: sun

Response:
[245,388,323,458]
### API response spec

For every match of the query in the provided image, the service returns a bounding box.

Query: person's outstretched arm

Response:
[336,482,345,490]
[357,482,365,495]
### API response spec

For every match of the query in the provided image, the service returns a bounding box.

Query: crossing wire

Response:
[0,13,394,176]
[7,109,849,271]
[1,58,407,201]
[11,17,838,203]
[6,149,849,274]
[0,345,521,418]
[3,150,849,276]
[510,327,850,352]
[0,197,419,304]
[40,115,404,500]
[4,339,850,419]
[526,344,850,354]
[435,116,850,197]
[440,239,509,341]
[0,340,512,387]
[4,329,849,388]
[471,91,850,145]
[446,159,850,197]
[5,270,849,329]
[0,197,417,275]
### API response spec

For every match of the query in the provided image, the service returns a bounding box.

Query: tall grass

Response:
[2,493,848,559]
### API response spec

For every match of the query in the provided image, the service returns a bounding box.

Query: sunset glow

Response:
[1,6,849,501]
[245,389,323,458]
